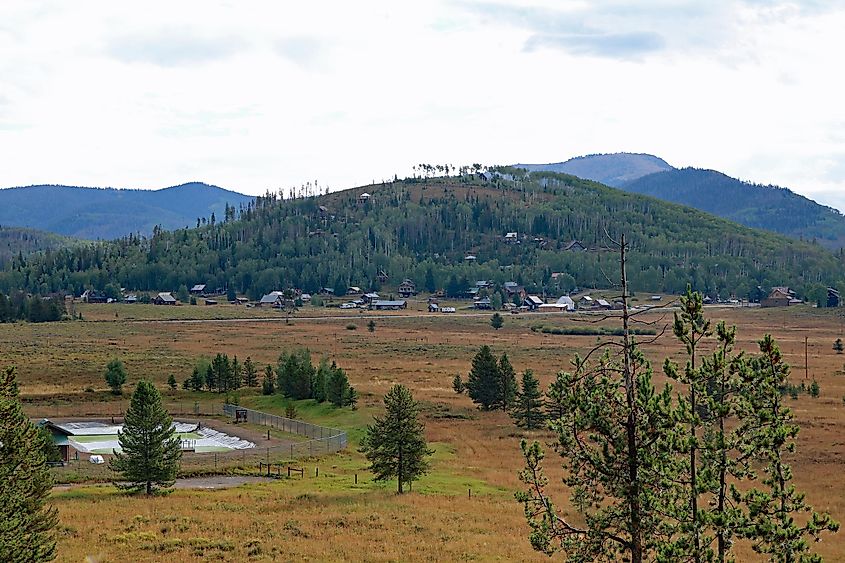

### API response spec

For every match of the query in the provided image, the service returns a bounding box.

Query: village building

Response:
[258,291,284,307]
[371,299,407,310]
[397,279,417,298]
[564,240,587,252]
[190,284,206,295]
[362,292,380,304]
[474,297,492,310]
[538,295,576,311]
[761,287,796,308]
[503,232,518,244]
[503,282,527,302]
[524,295,544,310]
[80,289,107,303]
[347,286,362,295]
[152,292,177,305]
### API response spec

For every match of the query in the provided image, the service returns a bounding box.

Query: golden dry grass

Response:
[5,302,845,561]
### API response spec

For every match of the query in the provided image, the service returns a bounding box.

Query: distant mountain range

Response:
[0,182,254,240]
[517,153,845,249]
[516,153,673,187]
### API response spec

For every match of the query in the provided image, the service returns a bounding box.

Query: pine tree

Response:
[359,384,433,494]
[261,365,275,395]
[544,371,567,420]
[452,374,465,394]
[0,366,58,562]
[104,358,127,395]
[511,370,546,430]
[663,285,713,561]
[243,356,258,387]
[230,356,242,390]
[466,345,500,410]
[109,380,182,495]
[740,336,838,559]
[327,363,350,407]
[516,234,679,562]
[367,320,376,332]
[497,353,518,410]
[346,386,358,409]
[491,312,504,330]
[834,338,844,354]
[188,366,205,391]
[167,373,177,391]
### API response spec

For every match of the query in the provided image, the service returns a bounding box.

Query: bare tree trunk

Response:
[620,235,643,563]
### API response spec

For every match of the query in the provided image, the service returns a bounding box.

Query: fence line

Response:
[222,403,348,455]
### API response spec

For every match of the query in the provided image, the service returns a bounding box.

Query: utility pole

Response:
[805,336,809,380]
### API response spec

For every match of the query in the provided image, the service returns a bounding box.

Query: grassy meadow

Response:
[6,300,845,561]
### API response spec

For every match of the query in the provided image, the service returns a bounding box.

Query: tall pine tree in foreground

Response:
[0,366,57,562]
[516,234,681,562]
[359,384,433,494]
[110,380,182,495]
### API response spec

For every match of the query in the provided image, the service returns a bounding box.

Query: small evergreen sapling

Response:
[452,374,465,394]
[104,358,127,395]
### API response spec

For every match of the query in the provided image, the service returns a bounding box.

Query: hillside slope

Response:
[621,168,845,249]
[0,226,73,268]
[0,182,254,240]
[516,153,673,186]
[1,172,842,302]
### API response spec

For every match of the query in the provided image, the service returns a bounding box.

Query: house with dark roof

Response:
[564,240,587,252]
[371,300,407,310]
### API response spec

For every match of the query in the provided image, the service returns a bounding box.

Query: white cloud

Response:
[0,0,843,213]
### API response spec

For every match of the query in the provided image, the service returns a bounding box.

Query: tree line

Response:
[0,291,65,323]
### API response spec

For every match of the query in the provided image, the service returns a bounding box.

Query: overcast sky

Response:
[2,1,845,211]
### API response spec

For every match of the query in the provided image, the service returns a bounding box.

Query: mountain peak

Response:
[515,152,674,187]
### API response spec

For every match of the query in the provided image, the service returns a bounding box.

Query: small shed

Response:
[190,284,206,295]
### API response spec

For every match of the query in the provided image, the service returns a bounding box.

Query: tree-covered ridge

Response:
[0,227,73,268]
[621,168,845,249]
[1,172,843,301]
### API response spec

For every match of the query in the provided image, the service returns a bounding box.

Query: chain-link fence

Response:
[39,402,348,483]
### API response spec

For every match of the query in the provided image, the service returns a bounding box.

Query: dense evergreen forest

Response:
[0,226,72,268]
[622,168,845,249]
[1,171,843,302]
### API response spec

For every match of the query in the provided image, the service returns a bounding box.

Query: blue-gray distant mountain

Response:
[516,153,674,186]
[0,182,254,240]
[621,168,845,249]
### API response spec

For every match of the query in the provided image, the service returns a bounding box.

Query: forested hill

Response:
[0,182,254,240]
[516,153,674,186]
[0,226,73,269]
[621,168,845,249]
[2,171,843,302]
